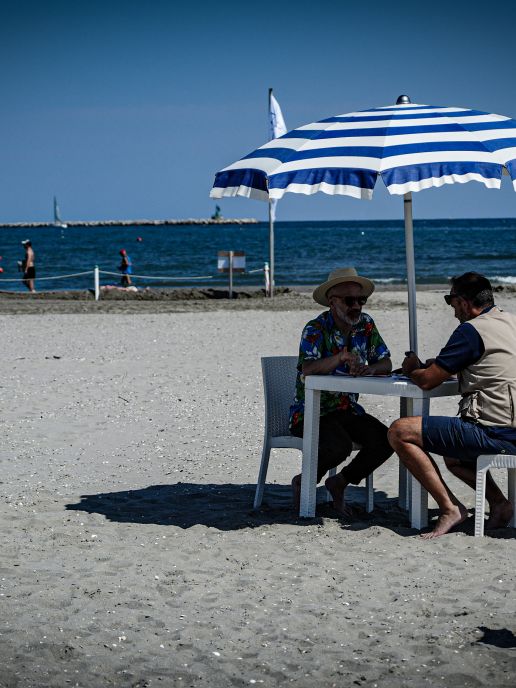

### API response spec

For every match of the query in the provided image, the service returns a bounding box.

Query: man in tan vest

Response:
[388,272,515,539]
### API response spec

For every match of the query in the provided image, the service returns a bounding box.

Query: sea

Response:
[1,218,515,292]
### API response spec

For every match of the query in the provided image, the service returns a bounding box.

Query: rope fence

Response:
[0,262,273,300]
[98,270,215,281]
[0,270,93,282]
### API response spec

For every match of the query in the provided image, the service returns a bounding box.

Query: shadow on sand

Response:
[65,482,515,537]
[66,482,415,532]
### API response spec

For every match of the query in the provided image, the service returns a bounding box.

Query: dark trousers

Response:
[291,409,393,484]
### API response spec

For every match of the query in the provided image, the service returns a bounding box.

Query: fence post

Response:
[228,250,233,299]
[264,262,270,296]
[94,266,100,301]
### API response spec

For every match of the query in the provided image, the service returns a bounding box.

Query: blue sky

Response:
[2,0,516,222]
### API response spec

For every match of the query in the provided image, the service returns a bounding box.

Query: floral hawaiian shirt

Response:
[288,310,390,429]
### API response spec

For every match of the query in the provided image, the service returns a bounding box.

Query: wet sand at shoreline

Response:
[0,283,491,314]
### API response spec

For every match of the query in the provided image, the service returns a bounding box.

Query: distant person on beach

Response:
[20,239,36,293]
[289,267,393,515]
[389,272,516,538]
[118,249,132,287]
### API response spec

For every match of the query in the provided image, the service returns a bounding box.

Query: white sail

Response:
[53,196,67,228]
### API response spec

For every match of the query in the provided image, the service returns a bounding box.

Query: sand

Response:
[1,289,515,687]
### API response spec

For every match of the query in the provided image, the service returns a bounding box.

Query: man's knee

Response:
[387,418,407,446]
[387,416,422,448]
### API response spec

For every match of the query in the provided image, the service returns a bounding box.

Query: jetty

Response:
[0,218,259,229]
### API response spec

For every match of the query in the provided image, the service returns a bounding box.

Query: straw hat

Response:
[313,267,375,306]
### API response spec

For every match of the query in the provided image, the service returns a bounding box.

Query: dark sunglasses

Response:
[444,293,461,305]
[332,295,368,307]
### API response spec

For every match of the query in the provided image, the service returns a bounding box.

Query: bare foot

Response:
[324,474,352,516]
[485,500,514,530]
[291,474,301,512]
[420,504,469,539]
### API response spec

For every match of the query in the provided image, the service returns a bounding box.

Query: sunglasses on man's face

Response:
[444,293,461,305]
[332,295,368,307]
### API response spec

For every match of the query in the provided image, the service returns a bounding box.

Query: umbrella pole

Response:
[403,192,418,353]
[268,200,274,297]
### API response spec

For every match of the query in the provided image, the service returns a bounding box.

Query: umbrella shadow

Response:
[66,482,316,529]
[331,498,423,536]
[65,482,404,531]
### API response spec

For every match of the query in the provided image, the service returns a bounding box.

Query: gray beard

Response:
[342,314,361,326]
[336,308,362,325]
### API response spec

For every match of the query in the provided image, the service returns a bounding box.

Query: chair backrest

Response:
[261,356,299,438]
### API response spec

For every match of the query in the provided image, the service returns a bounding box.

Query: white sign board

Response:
[218,251,246,273]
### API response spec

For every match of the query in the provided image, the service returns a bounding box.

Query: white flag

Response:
[269,93,287,221]
[269,198,278,222]
[269,93,287,140]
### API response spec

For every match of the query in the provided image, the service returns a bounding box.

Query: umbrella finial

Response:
[396,95,411,104]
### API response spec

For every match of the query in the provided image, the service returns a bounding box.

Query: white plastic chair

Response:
[475,454,516,536]
[254,355,372,512]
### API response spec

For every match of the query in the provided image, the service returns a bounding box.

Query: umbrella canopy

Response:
[211,100,516,200]
[211,99,516,350]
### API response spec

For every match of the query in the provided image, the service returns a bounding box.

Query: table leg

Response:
[300,388,320,518]
[409,398,430,529]
[398,398,409,510]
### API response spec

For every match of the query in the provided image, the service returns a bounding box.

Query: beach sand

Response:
[1,289,515,687]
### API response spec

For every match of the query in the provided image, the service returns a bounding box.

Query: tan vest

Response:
[458,307,516,427]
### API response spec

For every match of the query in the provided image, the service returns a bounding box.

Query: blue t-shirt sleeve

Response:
[435,323,484,374]
[299,320,325,362]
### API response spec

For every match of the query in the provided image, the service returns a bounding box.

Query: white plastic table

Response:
[300,375,459,528]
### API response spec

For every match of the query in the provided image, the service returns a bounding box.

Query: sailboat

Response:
[53,196,68,228]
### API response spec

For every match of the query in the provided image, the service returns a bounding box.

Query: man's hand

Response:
[402,352,421,376]
[338,347,367,376]
[302,348,389,378]
[363,356,392,376]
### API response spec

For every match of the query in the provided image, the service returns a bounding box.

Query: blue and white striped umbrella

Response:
[211,101,516,201]
[211,99,516,351]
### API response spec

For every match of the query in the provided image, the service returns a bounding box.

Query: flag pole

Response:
[268,87,274,298]
[268,202,274,298]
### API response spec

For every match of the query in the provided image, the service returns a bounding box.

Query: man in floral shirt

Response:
[289,267,393,515]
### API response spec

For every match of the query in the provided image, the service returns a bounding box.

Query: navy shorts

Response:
[422,416,516,464]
